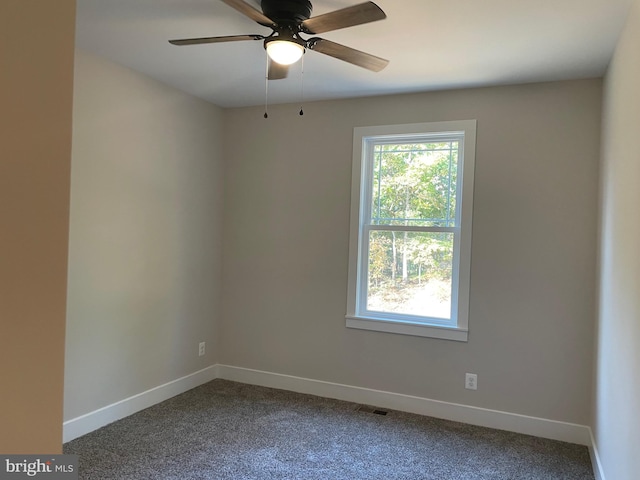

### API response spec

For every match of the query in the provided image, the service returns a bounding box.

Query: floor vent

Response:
[357,405,389,415]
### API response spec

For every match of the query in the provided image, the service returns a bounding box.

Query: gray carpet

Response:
[64,379,594,479]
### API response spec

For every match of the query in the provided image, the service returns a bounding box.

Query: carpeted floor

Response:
[64,379,594,479]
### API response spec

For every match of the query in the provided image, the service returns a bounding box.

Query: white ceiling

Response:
[75,0,633,108]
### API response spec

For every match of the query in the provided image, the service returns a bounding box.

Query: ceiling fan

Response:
[169,0,389,80]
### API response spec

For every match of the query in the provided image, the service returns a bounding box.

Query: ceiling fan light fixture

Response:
[266,40,304,65]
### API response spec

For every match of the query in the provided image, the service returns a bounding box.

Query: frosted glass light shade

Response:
[266,40,304,65]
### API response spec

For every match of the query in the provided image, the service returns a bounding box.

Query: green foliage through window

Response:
[366,141,459,319]
[371,142,458,227]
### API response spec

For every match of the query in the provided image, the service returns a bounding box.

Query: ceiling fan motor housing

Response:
[261,0,313,25]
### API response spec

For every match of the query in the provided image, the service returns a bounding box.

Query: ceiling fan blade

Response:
[268,59,289,80]
[307,38,389,72]
[220,0,275,27]
[169,34,264,46]
[301,1,386,34]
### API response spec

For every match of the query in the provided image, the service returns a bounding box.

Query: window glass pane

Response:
[367,231,453,319]
[371,142,458,227]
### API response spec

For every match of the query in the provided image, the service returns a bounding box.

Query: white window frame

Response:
[346,120,476,342]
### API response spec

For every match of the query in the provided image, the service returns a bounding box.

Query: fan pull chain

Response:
[299,53,305,116]
[264,54,269,119]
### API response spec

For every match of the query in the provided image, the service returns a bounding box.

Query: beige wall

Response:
[0,1,76,453]
[64,51,224,420]
[221,79,601,424]
[595,0,640,477]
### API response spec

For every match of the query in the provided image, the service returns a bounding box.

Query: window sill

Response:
[346,315,468,342]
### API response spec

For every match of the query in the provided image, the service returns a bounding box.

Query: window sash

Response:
[368,137,462,228]
[357,133,465,327]
[364,134,464,224]
[357,226,462,326]
[362,225,459,233]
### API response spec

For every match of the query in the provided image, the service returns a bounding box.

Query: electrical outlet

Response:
[198,342,205,357]
[465,373,478,390]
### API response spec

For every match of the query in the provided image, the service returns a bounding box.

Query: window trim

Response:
[346,120,476,342]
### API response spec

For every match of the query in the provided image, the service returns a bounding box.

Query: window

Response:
[346,121,476,341]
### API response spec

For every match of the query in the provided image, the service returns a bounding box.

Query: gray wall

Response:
[595,0,640,477]
[221,79,601,425]
[64,51,224,420]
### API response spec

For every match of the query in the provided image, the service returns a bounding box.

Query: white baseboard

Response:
[216,364,591,446]
[64,363,592,452]
[589,428,606,480]
[63,365,218,443]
